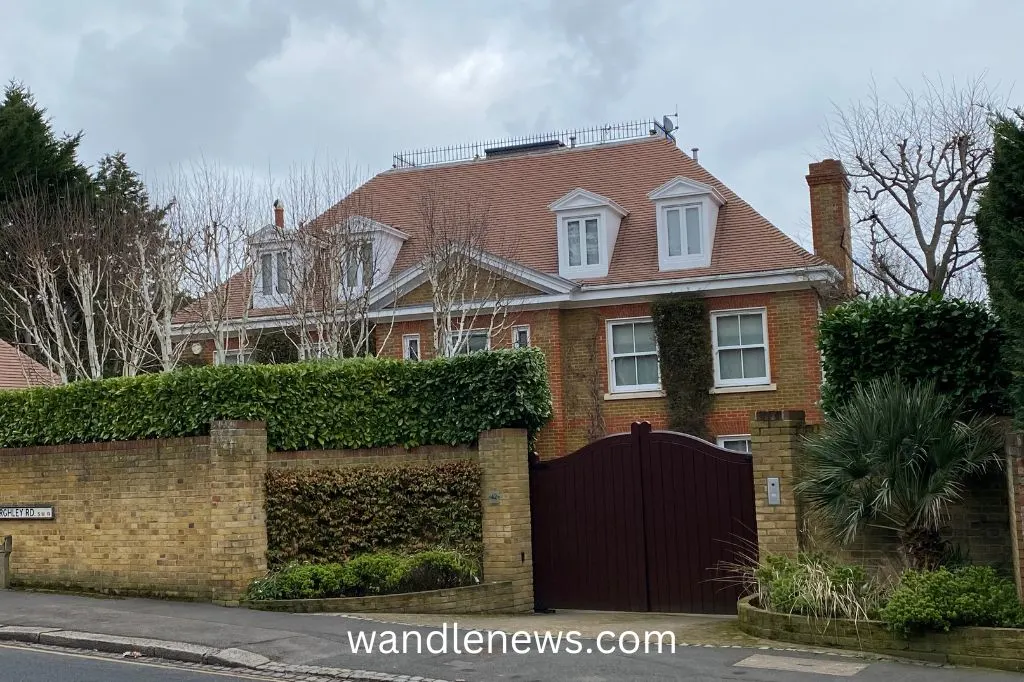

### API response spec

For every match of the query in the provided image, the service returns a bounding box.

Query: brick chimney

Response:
[806,160,854,297]
[273,199,285,229]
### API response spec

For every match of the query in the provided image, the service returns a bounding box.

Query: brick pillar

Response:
[208,420,268,604]
[750,410,807,557]
[1006,431,1024,599]
[478,428,533,613]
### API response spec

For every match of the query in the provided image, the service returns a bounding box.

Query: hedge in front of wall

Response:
[265,461,482,568]
[0,348,553,450]
[818,295,1010,416]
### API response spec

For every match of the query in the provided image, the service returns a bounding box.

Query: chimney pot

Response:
[806,160,854,297]
[691,147,699,162]
[273,199,285,229]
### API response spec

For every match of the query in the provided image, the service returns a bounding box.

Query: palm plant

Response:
[797,375,1004,569]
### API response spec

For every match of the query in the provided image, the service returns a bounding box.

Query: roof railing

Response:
[392,118,674,169]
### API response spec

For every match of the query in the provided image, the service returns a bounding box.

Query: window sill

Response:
[709,383,777,395]
[604,390,666,401]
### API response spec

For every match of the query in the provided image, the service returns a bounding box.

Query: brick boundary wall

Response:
[0,423,533,613]
[246,581,515,614]
[749,410,808,557]
[738,596,1024,672]
[0,421,268,602]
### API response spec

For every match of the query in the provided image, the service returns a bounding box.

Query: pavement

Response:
[0,589,1020,681]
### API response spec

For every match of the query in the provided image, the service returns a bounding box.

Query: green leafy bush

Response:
[245,562,353,601]
[265,461,481,568]
[880,566,1024,634]
[245,550,480,601]
[393,550,481,593]
[754,553,891,621]
[818,296,1009,416]
[0,349,552,450]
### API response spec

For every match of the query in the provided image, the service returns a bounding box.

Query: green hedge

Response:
[245,549,480,601]
[265,461,481,567]
[818,296,1010,415]
[0,348,552,450]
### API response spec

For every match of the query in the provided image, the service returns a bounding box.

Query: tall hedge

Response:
[818,296,1010,415]
[265,461,482,567]
[0,348,552,450]
[978,112,1024,424]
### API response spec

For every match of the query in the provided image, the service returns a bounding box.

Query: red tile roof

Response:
[0,340,59,389]
[176,137,825,324]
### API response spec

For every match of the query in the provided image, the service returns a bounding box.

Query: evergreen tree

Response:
[977,111,1024,423]
[0,81,91,207]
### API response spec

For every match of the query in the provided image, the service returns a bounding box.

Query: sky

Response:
[1,0,1021,249]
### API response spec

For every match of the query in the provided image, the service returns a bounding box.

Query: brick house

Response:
[174,126,852,459]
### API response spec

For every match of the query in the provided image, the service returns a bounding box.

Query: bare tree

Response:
[826,76,1003,298]
[272,160,395,359]
[415,181,526,357]
[164,160,261,364]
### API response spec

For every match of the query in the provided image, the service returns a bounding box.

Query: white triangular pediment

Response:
[647,176,725,205]
[248,224,291,245]
[548,188,628,217]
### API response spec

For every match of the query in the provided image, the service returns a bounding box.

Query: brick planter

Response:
[244,581,515,614]
[738,596,1024,672]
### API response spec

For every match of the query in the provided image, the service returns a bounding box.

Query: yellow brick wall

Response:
[478,428,534,613]
[0,422,267,601]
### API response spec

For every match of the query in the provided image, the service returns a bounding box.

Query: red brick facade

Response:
[372,288,824,459]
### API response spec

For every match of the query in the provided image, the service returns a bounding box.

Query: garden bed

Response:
[738,596,1024,672]
[245,581,514,614]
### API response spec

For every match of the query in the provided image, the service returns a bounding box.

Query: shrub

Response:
[797,376,1004,569]
[343,553,406,596]
[393,550,480,593]
[0,348,552,450]
[244,550,480,601]
[818,296,1009,416]
[265,461,481,567]
[880,566,1024,634]
[754,553,891,622]
[245,562,352,601]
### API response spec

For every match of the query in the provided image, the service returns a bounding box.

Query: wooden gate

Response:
[530,422,756,614]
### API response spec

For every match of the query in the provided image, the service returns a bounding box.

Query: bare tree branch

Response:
[826,75,1003,298]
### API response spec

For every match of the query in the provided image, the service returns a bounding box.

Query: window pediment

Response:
[548,188,628,217]
[549,189,627,279]
[647,177,726,205]
[648,177,725,271]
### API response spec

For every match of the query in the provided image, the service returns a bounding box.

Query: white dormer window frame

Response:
[341,240,375,293]
[648,177,725,272]
[334,216,409,296]
[558,210,606,278]
[549,188,628,280]
[253,247,292,308]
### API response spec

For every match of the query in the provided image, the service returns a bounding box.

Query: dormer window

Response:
[566,216,600,267]
[648,177,725,271]
[664,204,702,257]
[260,251,290,296]
[549,189,628,279]
[343,241,374,291]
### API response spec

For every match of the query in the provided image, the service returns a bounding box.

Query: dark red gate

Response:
[530,422,757,614]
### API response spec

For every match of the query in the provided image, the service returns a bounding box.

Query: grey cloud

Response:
[2,0,1022,240]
